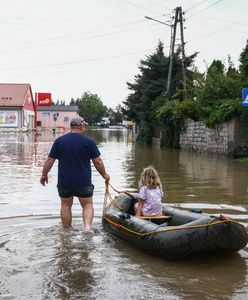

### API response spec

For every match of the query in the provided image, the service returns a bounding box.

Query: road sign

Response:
[242,88,248,106]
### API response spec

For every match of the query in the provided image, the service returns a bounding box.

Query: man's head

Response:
[70,116,88,130]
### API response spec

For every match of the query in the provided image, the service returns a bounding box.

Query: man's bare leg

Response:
[78,197,94,231]
[60,197,73,228]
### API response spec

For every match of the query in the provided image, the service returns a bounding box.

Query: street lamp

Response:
[145,15,173,97]
[145,16,171,27]
[145,8,186,99]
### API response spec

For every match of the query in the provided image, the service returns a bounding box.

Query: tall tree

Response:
[197,59,242,107]
[239,39,248,85]
[123,41,168,142]
[70,92,107,125]
[123,40,197,143]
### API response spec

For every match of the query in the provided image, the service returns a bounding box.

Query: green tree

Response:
[196,59,243,127]
[239,39,248,83]
[123,41,169,143]
[113,104,123,124]
[70,92,107,125]
[123,40,197,144]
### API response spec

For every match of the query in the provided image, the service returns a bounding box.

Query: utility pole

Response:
[145,6,186,99]
[166,8,179,98]
[179,7,187,96]
[166,6,186,99]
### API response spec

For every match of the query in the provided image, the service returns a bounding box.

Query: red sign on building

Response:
[37,93,52,106]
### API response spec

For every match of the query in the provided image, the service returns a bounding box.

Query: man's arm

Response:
[40,156,56,186]
[92,156,110,183]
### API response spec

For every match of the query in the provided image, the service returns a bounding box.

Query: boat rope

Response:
[108,183,136,198]
[102,183,123,216]
[102,184,236,239]
[103,190,230,237]
[103,214,230,237]
[102,184,245,259]
[103,183,136,214]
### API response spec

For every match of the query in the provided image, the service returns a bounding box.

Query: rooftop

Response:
[37,105,79,112]
[0,83,32,107]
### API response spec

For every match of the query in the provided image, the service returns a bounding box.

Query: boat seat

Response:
[137,215,172,225]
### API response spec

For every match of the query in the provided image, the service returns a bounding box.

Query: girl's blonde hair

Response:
[138,166,162,189]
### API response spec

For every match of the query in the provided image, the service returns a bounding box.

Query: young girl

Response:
[135,166,164,217]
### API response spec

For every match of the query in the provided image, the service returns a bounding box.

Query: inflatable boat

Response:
[102,193,248,259]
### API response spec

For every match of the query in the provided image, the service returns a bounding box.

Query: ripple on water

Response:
[0,218,248,299]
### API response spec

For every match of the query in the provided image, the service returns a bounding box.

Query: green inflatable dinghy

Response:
[102,193,248,259]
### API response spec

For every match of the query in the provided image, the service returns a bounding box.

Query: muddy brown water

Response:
[0,129,248,300]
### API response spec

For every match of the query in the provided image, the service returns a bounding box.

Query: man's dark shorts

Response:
[57,185,94,198]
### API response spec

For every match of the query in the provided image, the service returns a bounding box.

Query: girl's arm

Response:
[135,199,144,216]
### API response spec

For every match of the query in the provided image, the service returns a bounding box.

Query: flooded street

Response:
[1,129,248,299]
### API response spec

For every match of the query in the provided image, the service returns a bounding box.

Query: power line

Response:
[190,13,246,26]
[146,0,171,11]
[0,18,149,48]
[119,0,162,15]
[0,48,160,71]
[0,22,159,53]
[185,0,210,13]
[0,49,160,79]
[187,0,226,17]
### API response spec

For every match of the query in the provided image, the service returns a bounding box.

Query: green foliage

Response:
[112,104,123,124]
[240,107,248,136]
[239,39,248,81]
[123,39,248,148]
[136,120,153,144]
[235,157,248,163]
[124,40,197,144]
[195,57,244,127]
[70,92,107,125]
[197,60,242,107]
[156,97,198,147]
[201,99,242,128]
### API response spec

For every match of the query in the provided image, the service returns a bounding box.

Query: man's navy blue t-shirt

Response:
[49,132,100,187]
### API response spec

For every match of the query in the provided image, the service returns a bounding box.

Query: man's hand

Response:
[103,173,110,184]
[40,175,48,186]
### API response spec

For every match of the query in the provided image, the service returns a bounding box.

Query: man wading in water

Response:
[40,116,110,230]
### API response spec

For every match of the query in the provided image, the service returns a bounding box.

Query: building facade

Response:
[37,105,79,130]
[0,83,35,131]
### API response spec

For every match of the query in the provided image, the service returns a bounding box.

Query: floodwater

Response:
[0,128,248,300]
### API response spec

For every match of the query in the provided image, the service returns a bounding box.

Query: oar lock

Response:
[119,212,131,220]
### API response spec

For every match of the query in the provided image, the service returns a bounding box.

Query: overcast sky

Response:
[0,0,247,108]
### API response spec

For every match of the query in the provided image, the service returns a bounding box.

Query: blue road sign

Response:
[242,88,248,106]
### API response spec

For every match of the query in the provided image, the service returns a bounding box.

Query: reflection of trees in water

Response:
[0,217,247,299]
[122,140,248,205]
[42,228,95,299]
[89,128,127,144]
[163,252,247,299]
[112,236,247,300]
[33,129,248,205]
[122,143,183,192]
[0,133,35,166]
[179,150,248,204]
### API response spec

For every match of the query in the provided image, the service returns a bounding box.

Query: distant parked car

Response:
[100,117,110,128]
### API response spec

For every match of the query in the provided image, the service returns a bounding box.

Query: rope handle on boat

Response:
[103,185,234,239]
[108,183,136,199]
[103,213,231,238]
[103,183,127,215]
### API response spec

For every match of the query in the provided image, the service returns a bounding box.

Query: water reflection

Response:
[0,129,248,299]
[109,236,248,300]
[0,220,247,300]
[0,133,35,165]
[179,151,248,204]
